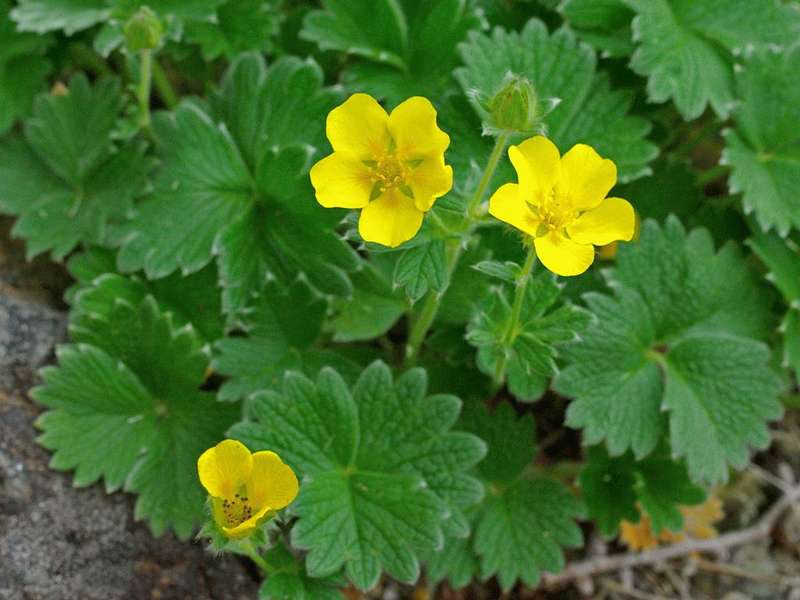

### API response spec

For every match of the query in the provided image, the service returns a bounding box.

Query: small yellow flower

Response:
[619,496,724,551]
[310,93,453,248]
[197,439,298,539]
[489,136,635,276]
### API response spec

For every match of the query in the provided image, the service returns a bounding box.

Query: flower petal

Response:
[327,93,390,157]
[508,136,560,204]
[221,504,272,539]
[388,96,449,157]
[197,439,253,499]
[406,156,453,211]
[489,183,540,237]
[534,231,595,276]
[310,152,373,209]
[247,451,299,511]
[558,143,617,211]
[567,197,635,246]
[358,189,424,248]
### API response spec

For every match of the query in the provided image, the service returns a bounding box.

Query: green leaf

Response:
[467,272,593,402]
[303,0,482,104]
[560,0,634,57]
[580,446,705,537]
[214,278,327,401]
[115,55,357,313]
[394,239,449,302]
[230,363,486,590]
[456,18,657,182]
[260,543,345,600]
[722,45,800,236]
[11,0,109,35]
[625,0,800,119]
[0,0,52,134]
[331,259,405,342]
[33,298,239,538]
[556,218,782,482]
[185,0,282,60]
[423,523,478,590]
[70,266,225,344]
[439,401,583,590]
[0,75,150,259]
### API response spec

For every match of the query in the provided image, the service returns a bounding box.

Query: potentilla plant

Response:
[1,1,798,598]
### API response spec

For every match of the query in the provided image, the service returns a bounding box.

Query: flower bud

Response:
[124,6,163,52]
[488,74,539,132]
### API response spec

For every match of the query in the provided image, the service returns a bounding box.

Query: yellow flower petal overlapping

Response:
[489,135,635,276]
[197,439,298,539]
[310,93,453,248]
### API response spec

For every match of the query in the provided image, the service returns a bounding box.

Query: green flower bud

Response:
[124,6,163,52]
[486,74,551,134]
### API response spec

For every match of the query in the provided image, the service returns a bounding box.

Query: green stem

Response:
[403,132,512,367]
[151,58,178,109]
[492,244,538,388]
[68,42,113,77]
[239,538,274,574]
[672,118,725,156]
[137,48,153,130]
[697,164,730,186]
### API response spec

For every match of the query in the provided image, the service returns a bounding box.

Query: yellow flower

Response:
[197,439,298,539]
[489,136,635,276]
[310,93,453,248]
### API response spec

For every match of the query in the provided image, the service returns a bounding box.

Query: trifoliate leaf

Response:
[114,55,357,312]
[0,75,150,259]
[302,0,482,105]
[467,271,593,402]
[214,278,327,401]
[331,258,405,342]
[580,446,705,537]
[185,0,282,60]
[442,402,584,590]
[33,298,239,538]
[394,240,449,302]
[230,363,486,590]
[0,0,52,134]
[560,0,634,57]
[260,543,345,600]
[556,217,782,483]
[625,0,800,119]
[456,19,657,182]
[722,45,800,236]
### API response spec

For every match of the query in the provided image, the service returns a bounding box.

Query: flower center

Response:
[220,492,254,528]
[364,151,421,201]
[531,188,578,235]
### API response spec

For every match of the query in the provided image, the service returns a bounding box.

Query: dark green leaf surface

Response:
[230,363,485,590]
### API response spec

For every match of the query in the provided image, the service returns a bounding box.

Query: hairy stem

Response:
[492,243,538,387]
[137,49,153,130]
[239,538,274,574]
[151,58,178,109]
[403,132,512,367]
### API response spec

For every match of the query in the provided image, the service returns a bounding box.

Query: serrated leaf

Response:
[580,446,705,537]
[557,218,781,482]
[11,0,109,35]
[33,298,239,538]
[625,0,800,119]
[560,0,634,57]
[303,0,481,105]
[468,272,592,402]
[472,259,519,283]
[185,0,282,61]
[722,45,800,236]
[423,528,477,590]
[456,19,657,182]
[114,55,357,313]
[260,542,345,600]
[230,363,486,590]
[0,75,149,259]
[394,240,449,302]
[214,278,327,401]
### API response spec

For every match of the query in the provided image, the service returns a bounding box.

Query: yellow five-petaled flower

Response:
[489,136,635,276]
[197,439,298,539]
[310,93,453,248]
